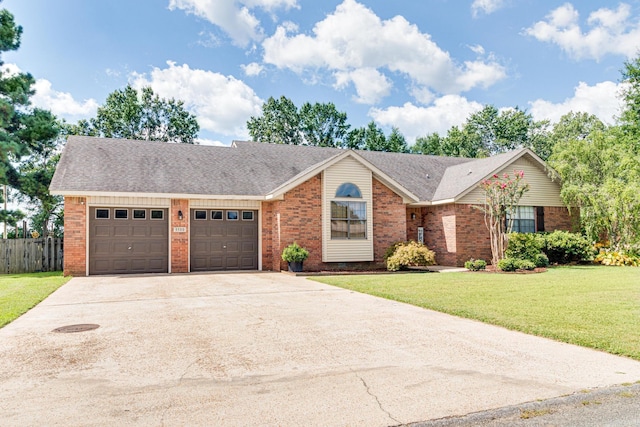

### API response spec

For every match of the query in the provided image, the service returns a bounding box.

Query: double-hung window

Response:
[331,183,366,239]
[507,206,536,233]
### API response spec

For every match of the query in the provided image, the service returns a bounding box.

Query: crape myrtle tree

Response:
[0,5,59,231]
[476,171,529,267]
[67,84,200,144]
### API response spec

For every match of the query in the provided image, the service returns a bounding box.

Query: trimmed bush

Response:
[517,259,536,270]
[465,258,487,271]
[497,257,536,272]
[385,241,436,271]
[505,232,544,261]
[534,253,550,268]
[541,231,594,264]
[497,257,519,272]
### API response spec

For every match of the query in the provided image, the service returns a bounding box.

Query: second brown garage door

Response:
[190,209,258,271]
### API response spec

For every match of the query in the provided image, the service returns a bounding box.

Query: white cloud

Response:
[369,95,484,143]
[131,61,263,137]
[529,80,624,124]
[242,62,264,76]
[471,0,507,17]
[168,0,298,47]
[524,3,640,60]
[333,68,392,104]
[0,63,98,120]
[262,0,506,104]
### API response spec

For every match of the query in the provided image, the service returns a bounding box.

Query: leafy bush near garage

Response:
[385,241,436,271]
[540,231,594,264]
[464,258,487,271]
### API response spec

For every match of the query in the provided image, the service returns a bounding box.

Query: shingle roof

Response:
[50,136,340,196]
[51,136,535,203]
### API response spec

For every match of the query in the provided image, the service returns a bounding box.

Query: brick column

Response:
[170,199,189,273]
[63,196,87,276]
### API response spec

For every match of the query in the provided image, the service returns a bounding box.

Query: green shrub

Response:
[465,258,487,271]
[516,259,536,270]
[281,242,309,263]
[541,231,594,264]
[506,232,544,261]
[386,241,436,271]
[497,257,519,272]
[497,258,536,272]
[534,253,549,268]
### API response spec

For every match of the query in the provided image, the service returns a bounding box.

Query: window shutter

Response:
[536,206,545,232]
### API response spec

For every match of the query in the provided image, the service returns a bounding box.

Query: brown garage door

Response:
[190,209,258,271]
[89,207,168,275]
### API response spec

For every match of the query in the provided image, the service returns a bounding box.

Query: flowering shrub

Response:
[385,241,436,271]
[476,170,529,267]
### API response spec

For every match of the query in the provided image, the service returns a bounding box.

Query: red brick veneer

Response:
[63,196,87,276]
[261,175,407,271]
[171,199,189,273]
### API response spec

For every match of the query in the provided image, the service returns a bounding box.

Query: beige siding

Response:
[87,196,170,207]
[458,157,564,207]
[322,157,374,262]
[190,199,260,209]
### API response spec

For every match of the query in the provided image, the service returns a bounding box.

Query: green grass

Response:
[311,266,640,359]
[0,272,71,328]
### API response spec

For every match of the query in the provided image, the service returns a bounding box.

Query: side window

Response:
[96,209,109,219]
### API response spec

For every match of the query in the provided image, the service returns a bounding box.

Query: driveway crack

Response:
[160,358,200,426]
[355,373,401,425]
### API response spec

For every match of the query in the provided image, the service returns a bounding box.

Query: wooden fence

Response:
[0,238,63,274]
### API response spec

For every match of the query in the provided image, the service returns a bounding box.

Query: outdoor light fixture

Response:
[411,213,416,220]
[178,210,183,220]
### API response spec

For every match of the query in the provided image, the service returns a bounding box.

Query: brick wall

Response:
[453,204,492,266]
[422,204,458,266]
[63,196,86,276]
[544,206,580,232]
[170,199,189,273]
[264,175,324,271]
[260,175,407,271]
[372,178,407,262]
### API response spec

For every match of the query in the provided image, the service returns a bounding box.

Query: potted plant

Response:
[281,242,309,272]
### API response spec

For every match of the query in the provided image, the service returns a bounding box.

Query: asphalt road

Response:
[412,383,640,427]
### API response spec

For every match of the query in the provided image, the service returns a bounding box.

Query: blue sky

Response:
[3,0,640,145]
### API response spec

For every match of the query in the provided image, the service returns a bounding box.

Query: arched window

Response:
[331,182,366,239]
[335,182,362,198]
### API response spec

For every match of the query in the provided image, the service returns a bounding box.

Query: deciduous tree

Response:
[69,85,199,144]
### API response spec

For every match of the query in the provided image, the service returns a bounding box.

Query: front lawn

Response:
[312,266,640,360]
[0,272,71,328]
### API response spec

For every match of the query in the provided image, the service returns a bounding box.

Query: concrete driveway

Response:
[2,273,640,426]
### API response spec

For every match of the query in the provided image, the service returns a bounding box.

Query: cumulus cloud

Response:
[2,63,99,120]
[131,61,263,137]
[333,68,392,104]
[524,3,640,60]
[529,80,624,124]
[471,0,507,17]
[369,95,484,143]
[262,0,506,104]
[242,62,264,76]
[168,0,299,47]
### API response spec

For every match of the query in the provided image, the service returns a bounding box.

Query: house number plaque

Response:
[173,227,187,233]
